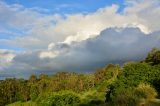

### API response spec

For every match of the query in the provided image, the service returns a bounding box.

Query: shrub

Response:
[36,91,81,106]
[30,85,39,101]
[80,90,105,106]
[110,83,157,106]
[113,89,140,106]
[134,83,157,99]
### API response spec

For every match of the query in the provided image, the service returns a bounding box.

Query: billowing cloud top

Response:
[0,0,160,79]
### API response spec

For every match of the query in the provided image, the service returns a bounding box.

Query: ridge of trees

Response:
[1,48,160,106]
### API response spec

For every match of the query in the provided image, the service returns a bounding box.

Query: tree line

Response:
[0,48,160,106]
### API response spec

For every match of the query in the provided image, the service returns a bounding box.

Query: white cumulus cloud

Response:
[0,0,160,78]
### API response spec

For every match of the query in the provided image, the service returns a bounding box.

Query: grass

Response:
[7,101,37,106]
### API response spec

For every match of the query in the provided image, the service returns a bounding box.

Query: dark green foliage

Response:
[107,63,160,102]
[113,89,140,106]
[79,100,104,106]
[0,78,30,105]
[36,91,80,106]
[111,83,158,106]
[30,85,39,101]
[145,48,160,65]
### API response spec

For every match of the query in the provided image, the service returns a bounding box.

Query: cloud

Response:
[0,1,62,50]
[124,0,160,32]
[40,51,59,58]
[0,49,15,70]
[2,27,160,78]
[1,0,160,50]
[0,0,160,78]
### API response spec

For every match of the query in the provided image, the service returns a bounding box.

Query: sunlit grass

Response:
[7,101,37,106]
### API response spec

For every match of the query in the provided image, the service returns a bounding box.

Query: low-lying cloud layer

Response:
[0,0,160,78]
[1,27,160,78]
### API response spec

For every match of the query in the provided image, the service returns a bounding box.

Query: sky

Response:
[4,0,125,14]
[0,0,160,79]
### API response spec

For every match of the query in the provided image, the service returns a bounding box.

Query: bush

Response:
[30,85,39,101]
[134,83,157,99]
[80,90,106,106]
[109,83,157,106]
[113,89,140,106]
[36,91,81,106]
[108,62,160,101]
[145,48,160,65]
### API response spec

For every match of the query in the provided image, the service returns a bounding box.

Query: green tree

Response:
[36,91,80,106]
[145,48,160,65]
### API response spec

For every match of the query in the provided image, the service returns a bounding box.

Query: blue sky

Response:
[4,0,125,14]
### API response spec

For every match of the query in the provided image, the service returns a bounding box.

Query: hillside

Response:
[0,48,160,106]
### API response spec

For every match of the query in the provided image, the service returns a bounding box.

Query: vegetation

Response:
[1,48,160,106]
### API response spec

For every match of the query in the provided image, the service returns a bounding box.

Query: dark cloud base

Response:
[1,27,160,79]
